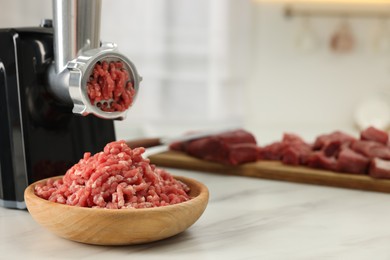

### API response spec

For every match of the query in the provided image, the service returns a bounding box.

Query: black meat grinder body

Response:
[0,27,116,209]
[0,0,141,209]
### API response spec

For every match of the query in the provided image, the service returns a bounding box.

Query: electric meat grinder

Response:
[0,0,141,208]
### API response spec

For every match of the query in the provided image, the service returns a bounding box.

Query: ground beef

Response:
[34,141,190,209]
[87,61,136,112]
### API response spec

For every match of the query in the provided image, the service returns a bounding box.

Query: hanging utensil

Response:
[329,17,355,54]
[372,18,390,54]
[294,15,319,53]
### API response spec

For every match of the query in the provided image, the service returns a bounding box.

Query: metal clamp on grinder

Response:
[0,0,141,209]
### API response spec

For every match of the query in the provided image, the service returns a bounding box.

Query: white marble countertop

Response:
[2,168,390,260]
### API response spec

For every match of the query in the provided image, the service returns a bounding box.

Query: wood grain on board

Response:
[149,151,390,194]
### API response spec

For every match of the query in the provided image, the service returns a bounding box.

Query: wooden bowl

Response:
[24,175,209,246]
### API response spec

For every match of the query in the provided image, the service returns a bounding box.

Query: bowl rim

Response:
[24,175,209,214]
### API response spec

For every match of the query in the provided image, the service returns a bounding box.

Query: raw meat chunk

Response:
[306,151,338,171]
[369,158,390,179]
[258,133,312,165]
[258,142,284,161]
[313,131,356,151]
[227,143,259,165]
[360,126,388,145]
[350,140,390,160]
[336,147,369,174]
[282,146,303,166]
[322,140,343,157]
[170,129,258,165]
[281,133,312,165]
[170,126,390,179]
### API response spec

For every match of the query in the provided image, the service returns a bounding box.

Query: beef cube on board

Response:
[360,126,389,145]
[336,147,369,174]
[170,129,258,166]
[313,131,356,151]
[258,133,312,165]
[350,140,390,160]
[369,158,390,179]
[306,151,338,171]
[258,142,284,161]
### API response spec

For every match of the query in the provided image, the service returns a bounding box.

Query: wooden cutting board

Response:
[149,151,390,194]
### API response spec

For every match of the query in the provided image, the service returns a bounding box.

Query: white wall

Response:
[245,3,390,143]
[0,0,51,26]
[1,1,390,144]
[100,0,252,139]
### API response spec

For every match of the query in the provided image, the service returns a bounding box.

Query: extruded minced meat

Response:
[34,141,191,209]
[87,61,136,112]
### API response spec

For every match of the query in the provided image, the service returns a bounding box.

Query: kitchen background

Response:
[2,0,390,145]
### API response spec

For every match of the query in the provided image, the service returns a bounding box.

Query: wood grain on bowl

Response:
[24,176,209,246]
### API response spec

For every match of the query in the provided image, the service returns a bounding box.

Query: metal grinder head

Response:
[48,0,141,120]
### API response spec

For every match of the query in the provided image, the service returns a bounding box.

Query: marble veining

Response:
[2,168,390,259]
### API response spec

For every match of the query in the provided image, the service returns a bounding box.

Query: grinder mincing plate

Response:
[0,0,141,209]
